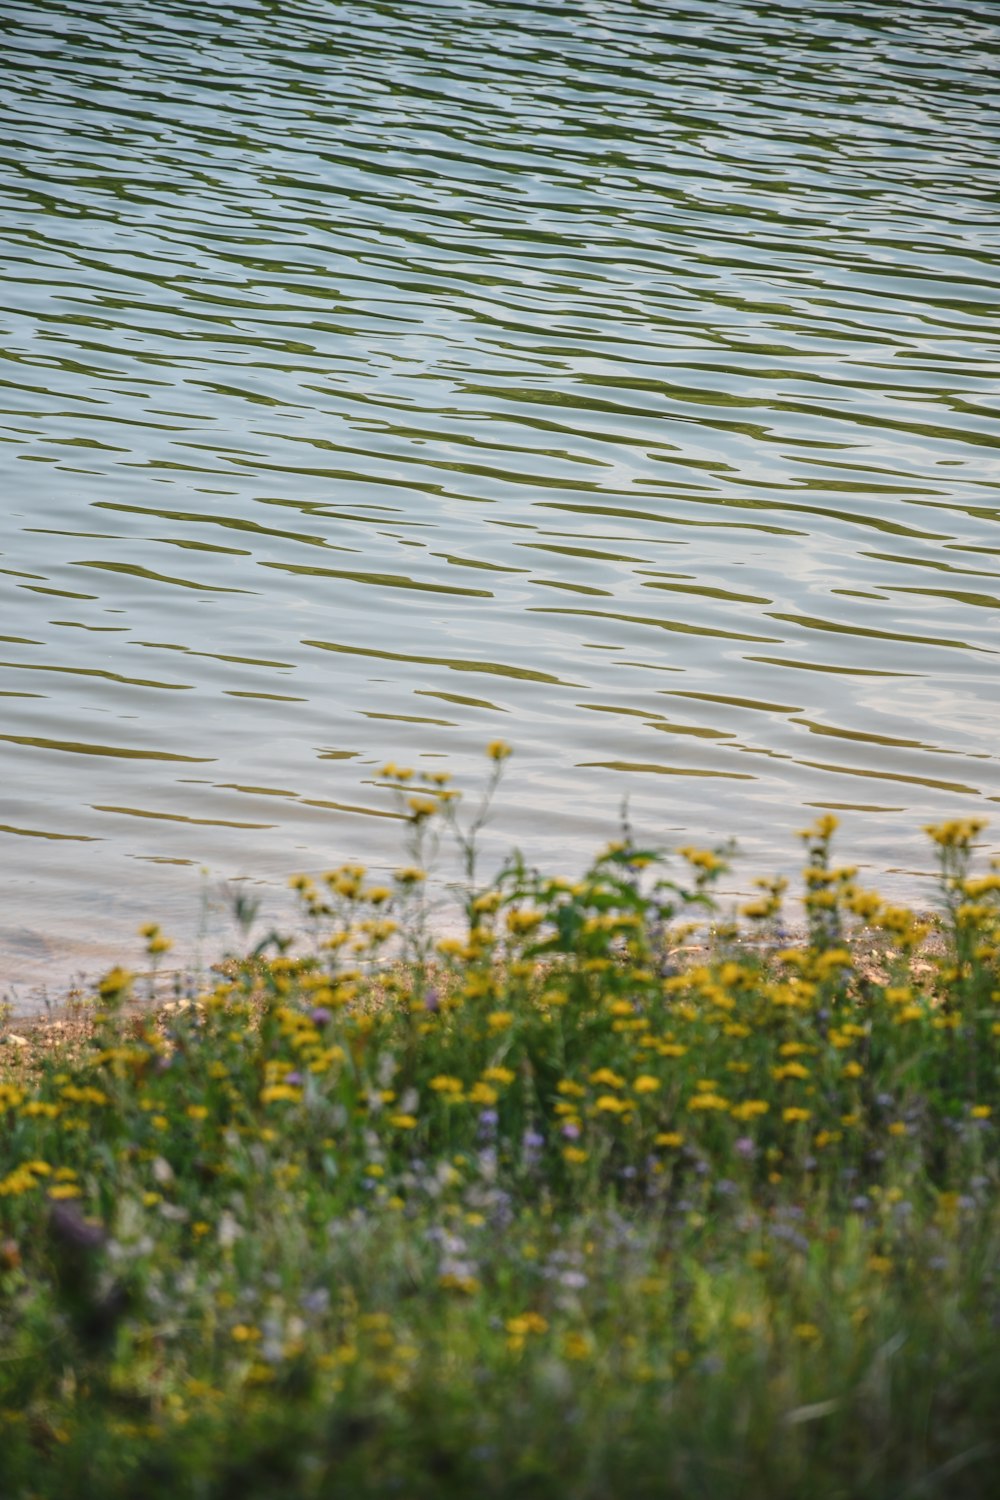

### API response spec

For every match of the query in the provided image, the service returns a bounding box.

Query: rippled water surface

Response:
[2,0,1000,993]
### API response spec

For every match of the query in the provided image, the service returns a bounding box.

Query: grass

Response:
[2,747,999,1499]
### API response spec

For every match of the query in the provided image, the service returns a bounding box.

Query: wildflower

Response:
[867,1255,893,1275]
[97,966,134,1003]
[731,1100,769,1121]
[486,739,512,761]
[563,1147,589,1164]
[793,1323,821,1343]
[258,1085,302,1105]
[632,1075,661,1094]
[970,1105,992,1120]
[924,819,985,848]
[439,1273,480,1294]
[506,1312,548,1339]
[186,1104,210,1121]
[487,1011,513,1032]
[389,1114,418,1130]
[654,1132,684,1148]
[588,1068,624,1089]
[430,1075,464,1095]
[506,909,543,935]
[437,936,470,960]
[231,1325,262,1343]
[783,1107,812,1124]
[688,1092,730,1112]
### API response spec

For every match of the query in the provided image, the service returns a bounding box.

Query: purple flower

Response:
[310,1007,332,1026]
[522,1129,545,1165]
[285,1071,303,1087]
[423,989,440,1012]
[734,1137,755,1159]
[561,1121,581,1140]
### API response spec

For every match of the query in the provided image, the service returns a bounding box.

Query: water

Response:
[2,0,999,998]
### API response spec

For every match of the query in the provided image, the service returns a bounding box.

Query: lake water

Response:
[2,0,999,1000]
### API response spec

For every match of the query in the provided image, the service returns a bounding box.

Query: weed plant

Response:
[2,746,999,1499]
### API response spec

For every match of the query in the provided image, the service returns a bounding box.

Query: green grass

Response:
[2,753,999,1498]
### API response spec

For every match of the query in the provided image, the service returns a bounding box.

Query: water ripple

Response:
[1,0,999,990]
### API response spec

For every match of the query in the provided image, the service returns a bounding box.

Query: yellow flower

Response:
[783,1107,812,1124]
[430,1075,464,1094]
[486,739,512,761]
[867,1255,893,1275]
[563,1146,589,1165]
[588,1068,624,1089]
[258,1086,301,1106]
[506,909,543,935]
[971,1105,992,1120]
[439,1273,480,1294]
[595,1095,630,1114]
[487,1011,514,1032]
[469,1083,498,1106]
[186,1104,210,1121]
[506,1312,548,1336]
[924,819,985,848]
[389,1114,418,1130]
[730,1100,769,1121]
[632,1075,661,1094]
[47,1184,83,1201]
[687,1092,729,1112]
[654,1132,684,1148]
[483,1067,516,1086]
[792,1323,821,1343]
[231,1324,261,1343]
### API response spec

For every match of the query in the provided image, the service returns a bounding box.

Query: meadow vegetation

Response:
[2,745,999,1498]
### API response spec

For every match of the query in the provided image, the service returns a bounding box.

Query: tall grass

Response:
[2,748,999,1498]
